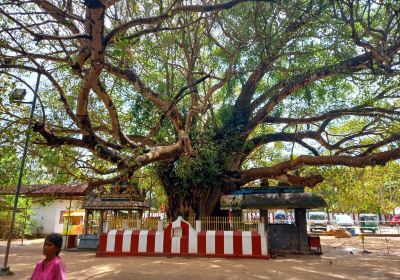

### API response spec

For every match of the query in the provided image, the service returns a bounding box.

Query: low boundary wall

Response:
[97,217,268,259]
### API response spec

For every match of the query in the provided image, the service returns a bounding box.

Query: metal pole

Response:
[20,198,29,246]
[64,198,72,250]
[1,73,41,275]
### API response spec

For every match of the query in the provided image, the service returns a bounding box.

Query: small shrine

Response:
[79,182,149,249]
[220,184,327,254]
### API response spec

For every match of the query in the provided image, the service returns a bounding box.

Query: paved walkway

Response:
[0,236,399,279]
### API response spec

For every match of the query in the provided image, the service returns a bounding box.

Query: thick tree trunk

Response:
[157,161,226,219]
[165,184,223,219]
[156,122,247,220]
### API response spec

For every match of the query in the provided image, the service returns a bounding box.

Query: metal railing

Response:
[101,216,261,232]
[105,216,169,231]
[198,216,259,231]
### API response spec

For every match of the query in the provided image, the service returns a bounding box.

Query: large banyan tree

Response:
[1,0,400,218]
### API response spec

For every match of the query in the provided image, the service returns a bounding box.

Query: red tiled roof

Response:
[0,183,89,197]
[83,198,149,210]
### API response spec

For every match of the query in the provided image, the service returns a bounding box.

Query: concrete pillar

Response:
[84,210,89,235]
[260,209,268,232]
[258,222,265,235]
[157,220,163,232]
[260,209,268,223]
[295,208,309,254]
[99,210,105,235]
[195,220,201,233]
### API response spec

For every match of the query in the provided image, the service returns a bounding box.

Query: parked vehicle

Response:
[332,214,355,230]
[307,211,328,232]
[387,214,400,226]
[359,214,379,233]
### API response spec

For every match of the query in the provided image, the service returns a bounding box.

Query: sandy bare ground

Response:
[0,236,399,280]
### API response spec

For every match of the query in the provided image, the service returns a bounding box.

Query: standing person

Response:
[30,233,67,280]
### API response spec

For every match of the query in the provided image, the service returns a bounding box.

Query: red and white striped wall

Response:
[196,230,268,258]
[97,217,268,259]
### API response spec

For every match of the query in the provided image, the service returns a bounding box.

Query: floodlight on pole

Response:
[0,73,41,276]
[9,88,27,103]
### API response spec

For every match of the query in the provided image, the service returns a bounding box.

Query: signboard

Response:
[220,194,243,210]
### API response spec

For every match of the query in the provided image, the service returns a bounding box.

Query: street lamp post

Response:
[0,73,41,276]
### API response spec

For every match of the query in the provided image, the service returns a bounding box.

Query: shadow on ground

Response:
[0,237,399,280]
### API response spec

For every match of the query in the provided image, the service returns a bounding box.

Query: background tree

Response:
[305,163,400,214]
[1,0,400,218]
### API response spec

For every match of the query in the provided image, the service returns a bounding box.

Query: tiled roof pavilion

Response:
[0,184,150,210]
[0,183,90,198]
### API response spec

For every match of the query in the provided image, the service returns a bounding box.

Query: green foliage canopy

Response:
[1,1,400,216]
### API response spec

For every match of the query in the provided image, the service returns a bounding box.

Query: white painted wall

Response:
[31,199,83,234]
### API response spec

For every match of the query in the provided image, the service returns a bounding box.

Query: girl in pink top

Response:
[31,233,67,280]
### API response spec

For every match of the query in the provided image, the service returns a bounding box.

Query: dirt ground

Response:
[0,236,399,280]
